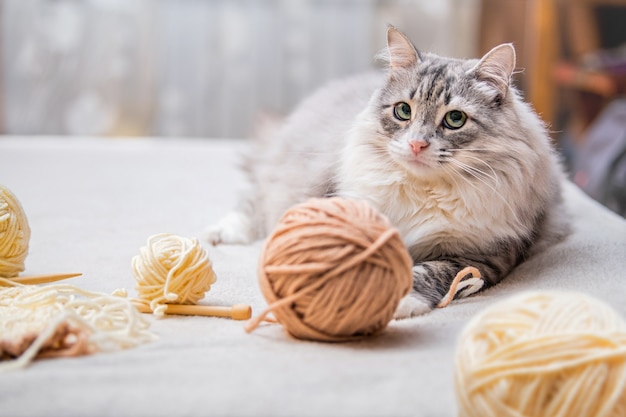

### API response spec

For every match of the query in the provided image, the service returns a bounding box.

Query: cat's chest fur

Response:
[338,144,513,259]
[381,182,488,257]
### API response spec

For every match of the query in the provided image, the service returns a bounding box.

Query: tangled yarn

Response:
[455,291,626,417]
[132,233,217,316]
[246,197,413,342]
[0,279,155,372]
[0,185,31,278]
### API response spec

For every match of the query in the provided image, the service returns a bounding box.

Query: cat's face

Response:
[372,28,518,182]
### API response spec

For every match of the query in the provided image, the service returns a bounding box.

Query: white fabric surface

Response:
[0,136,625,417]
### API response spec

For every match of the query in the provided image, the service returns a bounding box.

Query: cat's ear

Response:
[386,26,421,70]
[470,43,516,98]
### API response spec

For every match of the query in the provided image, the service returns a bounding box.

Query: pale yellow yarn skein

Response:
[0,185,31,278]
[132,233,216,316]
[455,291,626,417]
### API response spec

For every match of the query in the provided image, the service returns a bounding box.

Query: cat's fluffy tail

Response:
[204,112,286,245]
[251,112,285,145]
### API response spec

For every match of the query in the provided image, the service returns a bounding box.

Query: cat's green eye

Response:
[393,102,412,121]
[443,110,467,129]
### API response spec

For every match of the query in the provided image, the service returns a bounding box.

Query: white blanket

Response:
[1,137,625,417]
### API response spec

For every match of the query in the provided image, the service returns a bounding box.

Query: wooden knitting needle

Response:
[0,272,83,286]
[132,301,252,320]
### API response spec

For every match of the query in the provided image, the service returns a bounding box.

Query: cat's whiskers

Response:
[457,155,499,187]
[440,163,466,196]
[447,157,497,185]
[445,157,523,226]
[281,151,335,156]
[445,148,494,152]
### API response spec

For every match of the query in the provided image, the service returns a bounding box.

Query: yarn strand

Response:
[0,280,156,371]
[437,266,482,308]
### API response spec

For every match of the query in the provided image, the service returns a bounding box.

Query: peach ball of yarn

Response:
[455,291,626,417]
[132,233,217,316]
[252,197,413,342]
[0,185,31,278]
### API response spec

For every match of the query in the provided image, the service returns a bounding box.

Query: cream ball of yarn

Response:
[0,185,31,278]
[132,233,217,316]
[455,291,626,417]
[250,197,413,342]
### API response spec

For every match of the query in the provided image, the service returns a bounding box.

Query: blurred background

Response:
[0,0,625,215]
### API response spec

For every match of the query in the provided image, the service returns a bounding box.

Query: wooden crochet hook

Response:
[132,301,252,320]
[0,273,83,286]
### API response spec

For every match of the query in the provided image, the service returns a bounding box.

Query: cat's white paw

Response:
[204,212,255,245]
[394,293,432,320]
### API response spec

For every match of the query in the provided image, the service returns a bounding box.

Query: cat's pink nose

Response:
[410,139,429,155]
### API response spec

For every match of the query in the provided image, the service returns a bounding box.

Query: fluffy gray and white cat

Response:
[206,27,567,319]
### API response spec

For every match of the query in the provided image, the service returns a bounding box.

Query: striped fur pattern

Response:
[205,27,568,318]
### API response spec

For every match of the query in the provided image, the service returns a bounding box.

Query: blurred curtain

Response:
[1,0,479,138]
